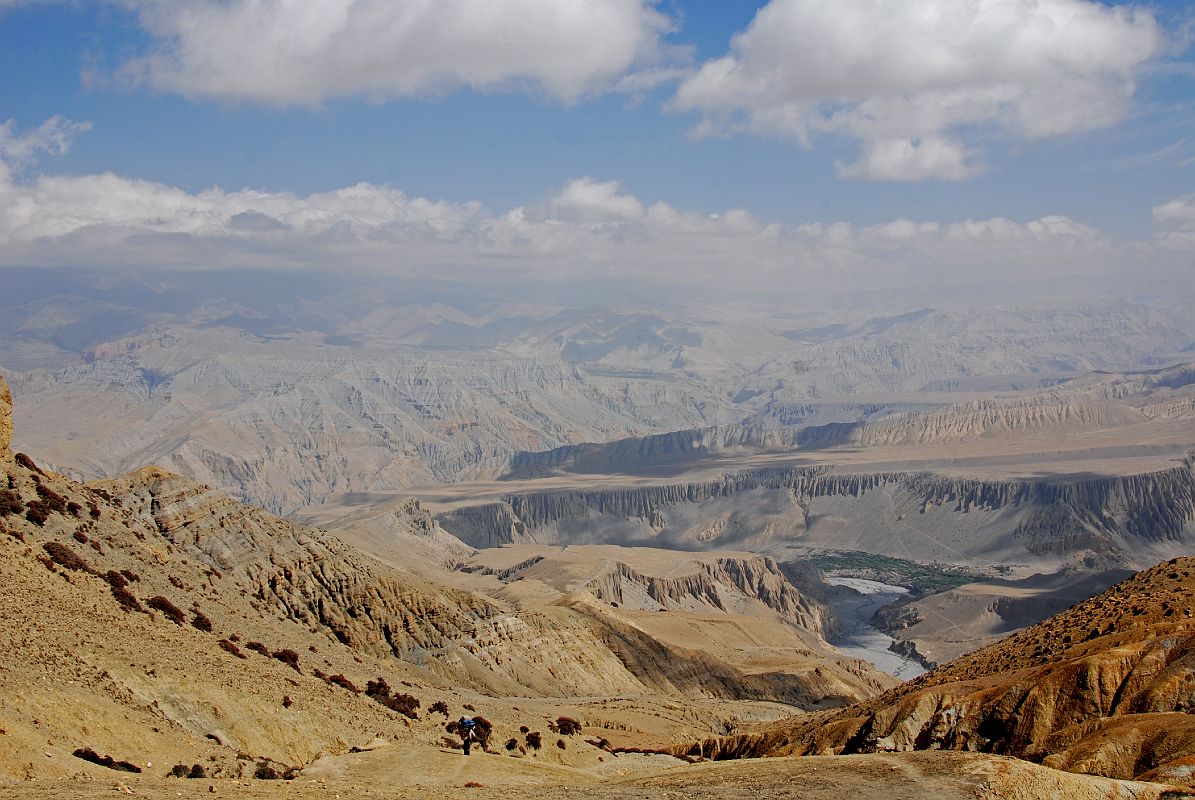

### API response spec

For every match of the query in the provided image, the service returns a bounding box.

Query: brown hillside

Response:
[682,557,1195,786]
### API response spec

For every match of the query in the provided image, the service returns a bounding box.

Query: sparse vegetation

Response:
[429,700,449,716]
[147,595,186,625]
[365,677,419,718]
[72,747,141,773]
[0,488,22,517]
[246,641,270,656]
[525,731,542,750]
[218,639,247,659]
[42,542,95,574]
[14,452,43,474]
[554,716,581,735]
[190,609,214,632]
[272,648,301,672]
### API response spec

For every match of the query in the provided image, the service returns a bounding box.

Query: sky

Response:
[1,0,1194,300]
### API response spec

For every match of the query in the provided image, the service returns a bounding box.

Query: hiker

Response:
[459,716,477,755]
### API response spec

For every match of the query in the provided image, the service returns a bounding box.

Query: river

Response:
[824,576,925,679]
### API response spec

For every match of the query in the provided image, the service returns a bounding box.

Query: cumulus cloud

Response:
[118,0,674,105]
[673,0,1163,181]
[0,116,92,168]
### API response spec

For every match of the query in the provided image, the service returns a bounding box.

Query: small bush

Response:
[187,764,207,779]
[73,531,88,544]
[253,762,279,780]
[218,639,247,659]
[87,501,101,519]
[555,717,582,736]
[25,501,51,526]
[120,569,140,582]
[111,585,144,613]
[365,678,420,719]
[147,595,186,625]
[43,542,95,574]
[191,610,213,632]
[525,732,542,750]
[328,674,359,693]
[66,501,82,518]
[14,453,43,474]
[429,700,450,716]
[282,695,293,708]
[34,482,67,513]
[505,738,518,751]
[272,648,301,672]
[519,725,529,734]
[72,747,141,773]
[556,738,566,750]
[0,488,22,517]
[169,764,189,778]
[246,641,270,656]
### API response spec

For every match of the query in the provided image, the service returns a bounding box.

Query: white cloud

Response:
[673,0,1163,181]
[0,116,92,168]
[0,117,1145,294]
[1153,194,1195,249]
[119,0,674,105]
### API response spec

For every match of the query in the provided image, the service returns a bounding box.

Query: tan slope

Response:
[682,557,1195,787]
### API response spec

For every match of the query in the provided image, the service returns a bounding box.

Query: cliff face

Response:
[440,463,1195,570]
[680,558,1195,784]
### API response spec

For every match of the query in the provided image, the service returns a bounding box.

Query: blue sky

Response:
[0,0,1193,297]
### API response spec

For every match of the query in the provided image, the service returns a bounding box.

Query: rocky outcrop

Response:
[0,372,12,456]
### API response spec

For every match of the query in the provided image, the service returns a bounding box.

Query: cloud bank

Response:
[119,0,674,104]
[674,0,1163,181]
[0,117,1187,297]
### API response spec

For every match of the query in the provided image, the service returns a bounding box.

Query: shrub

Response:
[272,648,301,673]
[519,725,529,734]
[282,695,293,708]
[253,762,279,780]
[87,501,100,519]
[246,641,270,656]
[147,595,186,625]
[429,700,449,716]
[169,764,189,778]
[555,717,582,736]
[72,747,141,773]
[43,542,95,574]
[66,501,82,518]
[525,732,541,750]
[14,453,43,474]
[191,610,213,632]
[34,482,67,513]
[505,738,518,751]
[365,678,420,719]
[556,738,566,750]
[24,501,51,526]
[219,639,247,659]
[120,569,140,582]
[187,764,207,779]
[111,585,144,613]
[0,489,24,516]
[73,531,88,544]
[328,674,359,693]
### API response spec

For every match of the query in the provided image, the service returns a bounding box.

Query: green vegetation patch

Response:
[808,550,980,594]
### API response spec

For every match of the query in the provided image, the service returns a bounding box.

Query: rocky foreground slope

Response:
[681,557,1195,788]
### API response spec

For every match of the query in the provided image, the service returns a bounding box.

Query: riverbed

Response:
[825,576,925,679]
